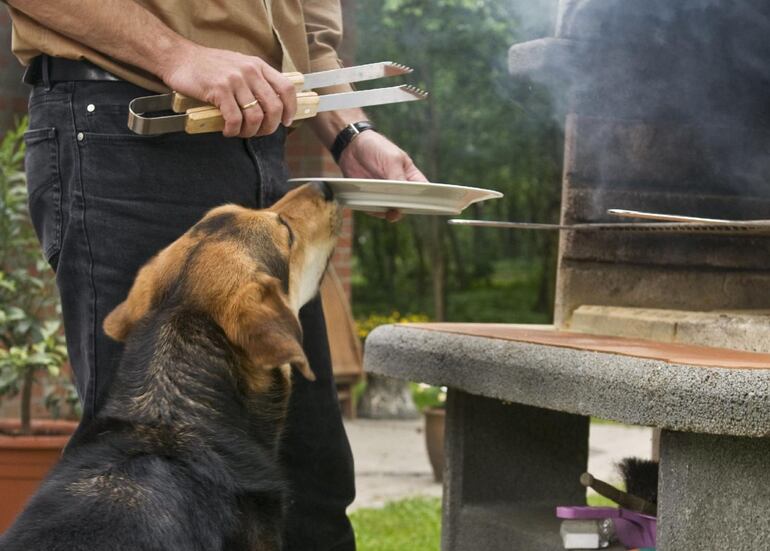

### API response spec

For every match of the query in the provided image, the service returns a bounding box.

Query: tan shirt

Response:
[7,0,349,94]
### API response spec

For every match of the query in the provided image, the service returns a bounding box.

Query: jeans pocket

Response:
[24,127,63,268]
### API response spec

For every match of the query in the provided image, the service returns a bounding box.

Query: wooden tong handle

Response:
[184,92,320,134]
[172,72,307,114]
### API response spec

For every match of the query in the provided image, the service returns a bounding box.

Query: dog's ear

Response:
[218,274,314,381]
[103,241,185,341]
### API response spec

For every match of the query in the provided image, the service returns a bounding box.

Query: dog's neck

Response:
[100,307,289,449]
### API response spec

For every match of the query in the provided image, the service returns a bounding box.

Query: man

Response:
[5,1,425,549]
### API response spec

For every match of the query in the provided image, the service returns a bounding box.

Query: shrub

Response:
[0,119,79,434]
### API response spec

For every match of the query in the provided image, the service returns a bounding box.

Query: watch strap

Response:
[331,121,377,163]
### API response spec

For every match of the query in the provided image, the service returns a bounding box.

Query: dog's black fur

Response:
[0,304,290,551]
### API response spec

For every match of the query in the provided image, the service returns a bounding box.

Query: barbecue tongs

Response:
[128,61,427,135]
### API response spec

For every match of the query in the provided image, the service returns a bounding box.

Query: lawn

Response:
[351,493,618,550]
[351,497,442,551]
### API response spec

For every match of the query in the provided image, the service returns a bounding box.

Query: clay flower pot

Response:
[0,418,78,532]
[424,406,446,483]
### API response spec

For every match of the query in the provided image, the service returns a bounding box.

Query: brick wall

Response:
[0,10,27,135]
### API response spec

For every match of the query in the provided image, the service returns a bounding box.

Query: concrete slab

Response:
[365,324,770,436]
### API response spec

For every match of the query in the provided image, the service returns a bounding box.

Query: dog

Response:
[0,182,340,551]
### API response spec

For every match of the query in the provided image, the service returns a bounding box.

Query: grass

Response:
[586,492,620,507]
[351,493,617,550]
[351,497,442,551]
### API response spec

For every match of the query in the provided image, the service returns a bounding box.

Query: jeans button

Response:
[77,132,84,142]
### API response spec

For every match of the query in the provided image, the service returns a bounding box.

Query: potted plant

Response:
[0,119,79,531]
[412,383,446,483]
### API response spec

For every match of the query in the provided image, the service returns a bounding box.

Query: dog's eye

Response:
[277,215,294,247]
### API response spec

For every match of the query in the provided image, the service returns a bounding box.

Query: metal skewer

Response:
[606,209,751,224]
[447,218,770,234]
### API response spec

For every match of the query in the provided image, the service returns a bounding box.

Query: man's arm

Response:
[7,0,296,138]
[311,102,427,224]
[302,0,427,221]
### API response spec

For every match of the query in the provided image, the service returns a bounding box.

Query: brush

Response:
[618,457,659,507]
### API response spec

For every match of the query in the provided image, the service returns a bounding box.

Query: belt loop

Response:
[42,55,51,91]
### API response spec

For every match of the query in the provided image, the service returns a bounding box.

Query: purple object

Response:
[556,506,656,548]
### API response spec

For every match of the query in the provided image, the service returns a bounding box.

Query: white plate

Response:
[287,178,503,215]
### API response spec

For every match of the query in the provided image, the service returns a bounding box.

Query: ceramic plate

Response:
[287,178,503,215]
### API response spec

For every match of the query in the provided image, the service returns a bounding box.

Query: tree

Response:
[352,0,563,323]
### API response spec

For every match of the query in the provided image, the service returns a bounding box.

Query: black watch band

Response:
[331,121,377,163]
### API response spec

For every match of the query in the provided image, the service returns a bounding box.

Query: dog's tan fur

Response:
[104,184,340,393]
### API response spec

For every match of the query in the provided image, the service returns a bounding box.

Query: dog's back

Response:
[1,309,287,551]
[1,184,340,550]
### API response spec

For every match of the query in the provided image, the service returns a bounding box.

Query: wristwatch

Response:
[331,121,377,163]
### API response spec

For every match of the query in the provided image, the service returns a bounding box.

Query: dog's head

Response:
[103,182,340,386]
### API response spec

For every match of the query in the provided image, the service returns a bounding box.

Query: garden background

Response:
[0,1,570,550]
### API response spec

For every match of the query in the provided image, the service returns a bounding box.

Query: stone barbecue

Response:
[365,1,770,550]
[510,0,770,336]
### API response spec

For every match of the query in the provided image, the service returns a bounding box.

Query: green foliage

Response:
[356,311,430,341]
[350,497,442,551]
[410,383,446,411]
[350,493,613,551]
[0,119,78,433]
[353,0,563,323]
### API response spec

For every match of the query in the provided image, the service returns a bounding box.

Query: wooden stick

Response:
[580,472,657,516]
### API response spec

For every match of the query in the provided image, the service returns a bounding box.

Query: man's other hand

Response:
[337,131,427,222]
[162,44,297,138]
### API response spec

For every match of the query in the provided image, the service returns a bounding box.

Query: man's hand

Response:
[338,131,426,181]
[7,0,297,139]
[337,130,427,222]
[162,44,297,138]
[310,107,426,222]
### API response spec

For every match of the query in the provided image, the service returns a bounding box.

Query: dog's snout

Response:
[312,181,334,202]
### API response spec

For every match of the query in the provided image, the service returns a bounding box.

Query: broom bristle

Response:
[617,457,659,505]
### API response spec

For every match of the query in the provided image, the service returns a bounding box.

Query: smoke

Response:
[507,0,558,41]
[508,0,770,217]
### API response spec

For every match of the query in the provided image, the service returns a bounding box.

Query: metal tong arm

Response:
[128,89,320,135]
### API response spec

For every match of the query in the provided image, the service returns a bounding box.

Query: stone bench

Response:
[364,323,770,550]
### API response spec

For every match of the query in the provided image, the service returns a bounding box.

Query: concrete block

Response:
[658,430,770,549]
[442,390,588,551]
[570,306,770,354]
[554,261,770,326]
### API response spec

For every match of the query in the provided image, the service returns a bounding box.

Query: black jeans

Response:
[24,80,356,551]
